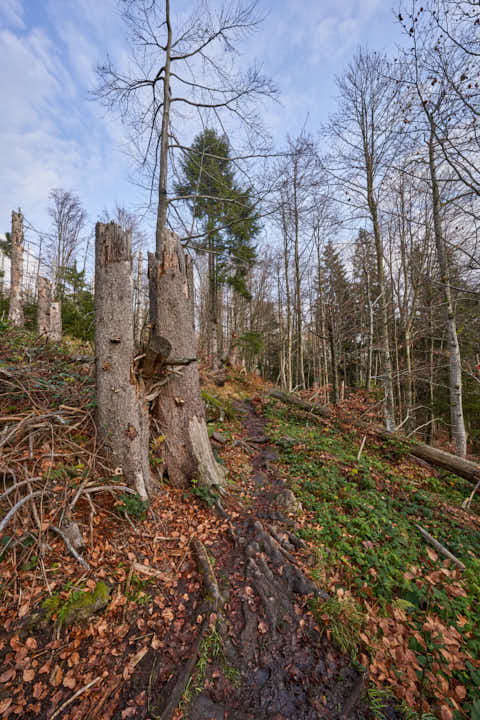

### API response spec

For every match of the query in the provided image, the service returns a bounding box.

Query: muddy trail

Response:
[139,399,376,720]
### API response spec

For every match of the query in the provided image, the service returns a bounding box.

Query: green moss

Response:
[59,581,111,627]
[41,594,60,618]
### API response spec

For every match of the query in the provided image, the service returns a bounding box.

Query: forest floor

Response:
[0,330,479,720]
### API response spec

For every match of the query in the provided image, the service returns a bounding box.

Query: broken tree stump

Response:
[8,209,24,327]
[49,300,62,342]
[148,229,225,491]
[37,276,51,336]
[95,221,151,499]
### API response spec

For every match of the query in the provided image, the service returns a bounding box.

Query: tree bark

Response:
[428,127,467,457]
[37,276,51,337]
[49,301,62,343]
[155,0,172,256]
[95,222,150,500]
[135,250,144,348]
[293,164,305,389]
[8,210,24,327]
[149,229,226,491]
[281,205,293,391]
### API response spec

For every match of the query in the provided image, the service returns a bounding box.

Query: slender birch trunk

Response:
[428,128,467,456]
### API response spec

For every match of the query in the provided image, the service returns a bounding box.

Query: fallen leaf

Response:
[0,668,15,683]
[0,698,12,714]
[23,668,35,683]
[440,706,453,720]
[63,674,76,689]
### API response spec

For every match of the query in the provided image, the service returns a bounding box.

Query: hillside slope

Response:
[0,333,479,720]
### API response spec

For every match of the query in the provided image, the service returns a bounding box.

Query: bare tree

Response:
[397,4,469,455]
[95,0,276,256]
[47,189,87,297]
[94,0,275,492]
[326,49,403,430]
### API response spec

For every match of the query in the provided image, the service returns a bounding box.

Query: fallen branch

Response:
[49,675,101,720]
[155,539,225,720]
[357,436,367,462]
[132,562,171,583]
[416,524,465,571]
[49,525,91,572]
[0,491,43,533]
[191,538,224,610]
[462,479,480,511]
[0,477,42,501]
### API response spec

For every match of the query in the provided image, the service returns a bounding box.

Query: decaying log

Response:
[148,229,225,491]
[268,389,331,418]
[95,222,151,499]
[268,389,480,486]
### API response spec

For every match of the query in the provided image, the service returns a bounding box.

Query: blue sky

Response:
[0,0,404,248]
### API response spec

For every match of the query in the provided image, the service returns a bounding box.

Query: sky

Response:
[0,0,404,251]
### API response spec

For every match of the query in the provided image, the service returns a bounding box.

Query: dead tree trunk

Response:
[49,301,62,342]
[37,276,51,336]
[149,229,226,491]
[8,210,24,327]
[95,222,150,500]
[135,250,144,348]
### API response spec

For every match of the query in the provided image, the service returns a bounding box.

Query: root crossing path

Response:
[135,399,373,720]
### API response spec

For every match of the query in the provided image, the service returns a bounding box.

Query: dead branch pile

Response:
[0,330,132,582]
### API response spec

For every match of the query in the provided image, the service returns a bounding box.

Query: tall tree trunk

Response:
[366,271,374,391]
[208,231,220,371]
[404,326,414,431]
[8,210,24,327]
[149,229,226,491]
[293,170,305,389]
[428,128,467,457]
[135,250,144,348]
[282,208,293,391]
[328,312,339,405]
[277,269,287,389]
[155,0,172,255]
[367,186,395,430]
[95,222,150,500]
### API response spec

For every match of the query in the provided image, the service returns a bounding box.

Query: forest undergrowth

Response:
[0,331,479,720]
[262,398,480,719]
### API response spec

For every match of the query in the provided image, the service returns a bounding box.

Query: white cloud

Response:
[0,0,25,29]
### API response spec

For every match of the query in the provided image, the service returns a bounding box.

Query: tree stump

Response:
[8,210,24,327]
[95,222,151,499]
[148,229,225,491]
[37,276,51,336]
[49,301,62,342]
